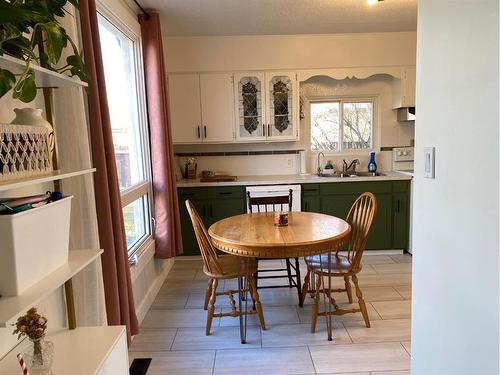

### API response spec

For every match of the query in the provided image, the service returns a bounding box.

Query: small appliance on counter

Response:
[183,157,197,179]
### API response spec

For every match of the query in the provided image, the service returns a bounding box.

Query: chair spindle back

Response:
[185,200,223,275]
[247,189,293,213]
[345,192,378,272]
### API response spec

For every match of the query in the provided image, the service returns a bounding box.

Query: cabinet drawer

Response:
[320,181,393,195]
[207,186,245,199]
[393,181,410,193]
[178,188,207,201]
[302,184,320,196]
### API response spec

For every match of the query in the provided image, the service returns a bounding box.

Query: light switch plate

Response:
[424,147,435,178]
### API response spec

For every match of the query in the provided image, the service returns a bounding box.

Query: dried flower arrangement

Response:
[12,307,48,341]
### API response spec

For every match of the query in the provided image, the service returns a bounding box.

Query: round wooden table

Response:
[209,211,351,342]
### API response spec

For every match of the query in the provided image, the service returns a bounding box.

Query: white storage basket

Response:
[0,196,72,296]
[0,123,52,181]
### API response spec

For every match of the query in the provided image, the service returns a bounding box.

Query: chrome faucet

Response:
[342,159,360,175]
[317,152,325,176]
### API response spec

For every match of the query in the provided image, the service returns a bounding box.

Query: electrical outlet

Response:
[287,157,293,169]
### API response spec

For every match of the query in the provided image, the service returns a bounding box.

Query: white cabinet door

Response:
[402,67,416,107]
[265,71,299,141]
[200,73,235,143]
[168,74,202,144]
[234,72,266,142]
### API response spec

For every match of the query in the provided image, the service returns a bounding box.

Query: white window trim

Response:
[97,3,154,260]
[308,95,381,156]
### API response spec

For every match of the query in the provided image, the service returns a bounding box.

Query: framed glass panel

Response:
[311,102,340,151]
[122,195,149,250]
[238,76,263,138]
[342,102,373,150]
[269,75,294,137]
[98,14,145,191]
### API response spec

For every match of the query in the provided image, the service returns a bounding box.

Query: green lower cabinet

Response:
[365,193,393,249]
[302,180,410,251]
[178,198,207,256]
[393,192,409,249]
[178,186,246,256]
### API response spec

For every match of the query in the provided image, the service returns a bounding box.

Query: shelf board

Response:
[0,249,103,327]
[0,168,96,192]
[0,326,125,374]
[0,54,88,88]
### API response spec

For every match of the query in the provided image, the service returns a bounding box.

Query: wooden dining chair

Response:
[300,192,378,332]
[185,200,266,335]
[246,189,303,306]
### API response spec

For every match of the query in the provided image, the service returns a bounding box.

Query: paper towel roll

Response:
[299,150,307,174]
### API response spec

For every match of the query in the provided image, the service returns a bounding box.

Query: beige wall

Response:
[164,32,417,73]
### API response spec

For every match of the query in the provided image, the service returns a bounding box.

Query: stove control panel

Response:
[393,147,414,162]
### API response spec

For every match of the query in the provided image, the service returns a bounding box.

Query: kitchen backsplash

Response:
[175,150,393,179]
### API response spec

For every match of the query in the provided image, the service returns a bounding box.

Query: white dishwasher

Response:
[245,185,301,212]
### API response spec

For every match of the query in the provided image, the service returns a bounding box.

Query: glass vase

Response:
[23,336,54,374]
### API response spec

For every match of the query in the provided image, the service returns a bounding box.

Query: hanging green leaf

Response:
[13,70,37,103]
[38,21,68,65]
[67,52,88,83]
[0,69,16,98]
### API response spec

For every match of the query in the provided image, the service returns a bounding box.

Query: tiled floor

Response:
[130,254,412,375]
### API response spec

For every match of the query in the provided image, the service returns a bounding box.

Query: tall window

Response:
[311,100,374,152]
[98,14,152,256]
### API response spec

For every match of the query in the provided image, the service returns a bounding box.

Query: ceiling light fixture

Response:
[367,0,383,4]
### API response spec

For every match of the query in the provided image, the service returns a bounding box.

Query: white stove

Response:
[392,146,414,254]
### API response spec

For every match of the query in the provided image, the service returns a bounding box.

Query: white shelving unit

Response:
[0,326,127,375]
[0,55,88,88]
[0,249,103,327]
[0,168,96,192]
[0,46,130,372]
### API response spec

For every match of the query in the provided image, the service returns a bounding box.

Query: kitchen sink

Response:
[318,172,386,178]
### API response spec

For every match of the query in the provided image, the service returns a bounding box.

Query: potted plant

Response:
[0,0,88,103]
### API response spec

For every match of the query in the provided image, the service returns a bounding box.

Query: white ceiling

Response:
[140,0,417,37]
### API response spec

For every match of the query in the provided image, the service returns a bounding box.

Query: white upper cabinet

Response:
[169,74,202,143]
[265,72,298,141]
[200,73,235,143]
[169,70,299,144]
[234,71,298,143]
[392,67,416,108]
[234,72,266,142]
[169,73,235,144]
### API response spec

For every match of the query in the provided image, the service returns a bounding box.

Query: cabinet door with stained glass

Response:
[234,72,266,142]
[266,72,298,141]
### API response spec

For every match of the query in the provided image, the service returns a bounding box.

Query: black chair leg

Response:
[295,257,303,307]
[285,259,293,287]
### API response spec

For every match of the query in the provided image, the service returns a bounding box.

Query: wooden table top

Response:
[208,211,351,258]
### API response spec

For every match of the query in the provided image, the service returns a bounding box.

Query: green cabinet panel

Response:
[178,186,246,256]
[365,194,393,249]
[393,192,409,249]
[320,181,392,195]
[178,198,207,256]
[302,196,321,212]
[209,197,246,225]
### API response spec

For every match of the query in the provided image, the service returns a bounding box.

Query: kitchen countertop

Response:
[176,171,412,188]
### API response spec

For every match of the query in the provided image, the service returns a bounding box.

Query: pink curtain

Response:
[139,12,183,259]
[79,0,139,343]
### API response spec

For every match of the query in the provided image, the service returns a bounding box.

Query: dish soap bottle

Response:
[368,151,377,174]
